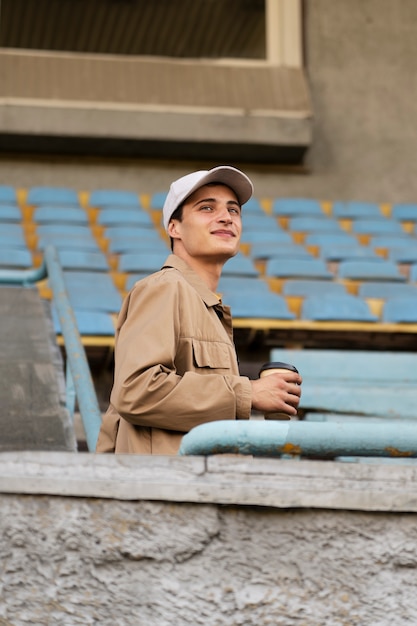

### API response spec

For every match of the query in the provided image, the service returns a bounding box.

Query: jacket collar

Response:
[162,254,224,308]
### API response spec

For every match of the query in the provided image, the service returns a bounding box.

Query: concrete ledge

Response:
[1,451,417,512]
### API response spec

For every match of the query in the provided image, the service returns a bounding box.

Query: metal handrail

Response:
[179,419,417,459]
[0,246,102,451]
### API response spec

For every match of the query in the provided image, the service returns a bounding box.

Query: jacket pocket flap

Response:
[192,339,231,369]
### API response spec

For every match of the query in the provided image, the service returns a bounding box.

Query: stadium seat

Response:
[288,216,343,234]
[150,191,168,210]
[0,229,27,248]
[97,208,155,228]
[52,307,115,336]
[33,206,89,225]
[409,264,417,282]
[338,259,406,282]
[391,203,417,221]
[0,185,18,204]
[117,251,168,274]
[240,230,293,246]
[218,275,271,296]
[224,290,295,320]
[370,234,414,248]
[319,244,381,262]
[222,254,259,277]
[250,242,313,261]
[272,198,324,217]
[89,189,141,209]
[26,186,80,206]
[358,281,417,299]
[108,236,169,254]
[304,232,358,247]
[301,293,378,322]
[36,224,94,237]
[242,213,279,230]
[57,250,110,271]
[382,296,417,323]
[387,247,417,264]
[265,258,333,280]
[282,279,347,297]
[331,201,383,219]
[37,233,101,252]
[0,248,32,268]
[62,271,122,313]
[350,219,405,235]
[104,225,165,240]
[242,197,265,214]
[0,204,21,222]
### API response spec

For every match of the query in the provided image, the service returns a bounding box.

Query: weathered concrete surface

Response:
[1,453,417,624]
[0,287,76,452]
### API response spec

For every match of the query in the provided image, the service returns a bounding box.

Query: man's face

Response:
[168,183,242,262]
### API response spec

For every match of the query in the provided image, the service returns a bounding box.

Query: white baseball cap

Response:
[162,165,254,232]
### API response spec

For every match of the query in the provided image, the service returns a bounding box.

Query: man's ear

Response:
[168,220,181,240]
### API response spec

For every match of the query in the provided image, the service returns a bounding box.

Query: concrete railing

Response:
[0,245,102,451]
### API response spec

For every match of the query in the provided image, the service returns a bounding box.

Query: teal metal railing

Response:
[0,245,102,451]
[179,419,417,459]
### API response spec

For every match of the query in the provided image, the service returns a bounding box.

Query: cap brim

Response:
[183,166,253,207]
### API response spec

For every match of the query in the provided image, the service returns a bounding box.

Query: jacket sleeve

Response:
[110,277,252,432]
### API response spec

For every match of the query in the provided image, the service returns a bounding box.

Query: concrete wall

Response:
[1,452,417,625]
[1,0,416,205]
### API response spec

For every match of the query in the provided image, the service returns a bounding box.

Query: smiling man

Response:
[96,166,301,454]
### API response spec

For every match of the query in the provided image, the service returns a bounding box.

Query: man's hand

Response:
[250,371,302,417]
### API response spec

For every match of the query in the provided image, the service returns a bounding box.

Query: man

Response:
[96,165,302,454]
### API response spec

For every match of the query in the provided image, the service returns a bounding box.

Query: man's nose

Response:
[218,207,232,222]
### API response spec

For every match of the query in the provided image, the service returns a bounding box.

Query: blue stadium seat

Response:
[38,233,101,252]
[224,290,295,320]
[382,297,417,323]
[108,236,169,254]
[351,219,405,235]
[409,264,417,282]
[0,229,27,248]
[57,250,110,272]
[0,204,21,222]
[240,230,293,245]
[52,307,115,336]
[358,282,417,299]
[26,187,80,206]
[0,185,18,204]
[222,254,259,277]
[250,242,313,261]
[105,225,164,240]
[331,201,383,219]
[33,206,88,225]
[265,258,333,279]
[0,248,32,268]
[150,191,168,210]
[242,213,279,230]
[370,234,414,248]
[304,232,358,247]
[218,275,271,296]
[319,244,381,262]
[97,208,154,227]
[391,203,417,221]
[118,251,168,274]
[338,260,405,281]
[387,247,417,264]
[272,198,324,216]
[63,271,122,313]
[89,189,141,209]
[301,293,378,322]
[242,197,265,214]
[282,279,347,297]
[288,216,343,233]
[36,224,94,237]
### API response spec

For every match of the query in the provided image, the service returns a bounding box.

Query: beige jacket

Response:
[96,255,252,454]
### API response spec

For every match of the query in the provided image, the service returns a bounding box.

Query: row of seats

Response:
[1,185,417,337]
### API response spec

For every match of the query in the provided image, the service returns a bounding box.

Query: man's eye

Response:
[200,205,213,211]
[229,207,240,214]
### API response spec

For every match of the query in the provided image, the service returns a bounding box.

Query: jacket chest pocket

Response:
[192,339,231,370]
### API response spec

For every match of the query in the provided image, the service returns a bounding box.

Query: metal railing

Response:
[0,245,102,451]
[179,419,417,459]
